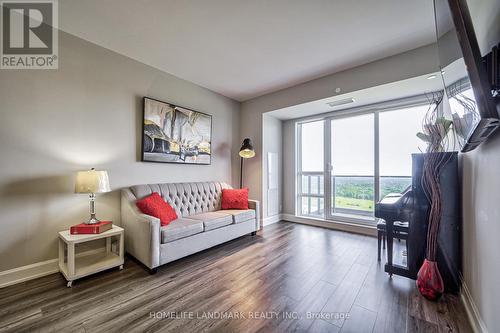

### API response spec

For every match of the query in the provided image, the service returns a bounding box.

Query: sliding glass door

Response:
[329,114,375,219]
[297,102,427,224]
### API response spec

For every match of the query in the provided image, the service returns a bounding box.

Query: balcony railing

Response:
[299,173,412,218]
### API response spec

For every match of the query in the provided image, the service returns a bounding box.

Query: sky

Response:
[301,105,429,176]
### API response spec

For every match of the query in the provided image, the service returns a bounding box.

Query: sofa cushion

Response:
[189,212,233,231]
[136,192,177,226]
[161,218,203,243]
[219,209,256,224]
[221,188,249,210]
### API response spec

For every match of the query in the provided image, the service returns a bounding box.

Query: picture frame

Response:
[141,97,212,165]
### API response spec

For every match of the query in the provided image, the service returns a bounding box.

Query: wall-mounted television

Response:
[434,0,499,152]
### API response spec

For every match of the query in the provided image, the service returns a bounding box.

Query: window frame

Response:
[295,94,431,224]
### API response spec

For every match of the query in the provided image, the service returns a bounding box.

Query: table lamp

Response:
[75,168,111,224]
[239,138,255,188]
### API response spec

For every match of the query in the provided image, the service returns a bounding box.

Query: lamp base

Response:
[84,215,101,225]
[85,194,101,224]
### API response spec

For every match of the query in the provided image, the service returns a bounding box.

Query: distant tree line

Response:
[334,177,411,200]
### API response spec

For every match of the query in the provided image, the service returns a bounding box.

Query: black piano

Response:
[375,152,461,293]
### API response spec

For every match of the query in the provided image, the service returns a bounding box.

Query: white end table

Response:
[58,225,124,287]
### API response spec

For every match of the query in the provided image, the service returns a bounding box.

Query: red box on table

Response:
[70,221,112,234]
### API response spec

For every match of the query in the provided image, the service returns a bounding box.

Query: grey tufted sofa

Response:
[121,181,260,271]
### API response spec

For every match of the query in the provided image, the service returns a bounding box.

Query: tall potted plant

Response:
[416,92,456,301]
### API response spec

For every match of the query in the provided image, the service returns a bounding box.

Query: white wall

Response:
[262,114,283,221]
[462,0,500,331]
[0,31,241,272]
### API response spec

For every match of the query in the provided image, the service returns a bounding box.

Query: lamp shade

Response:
[75,169,111,194]
[239,138,255,158]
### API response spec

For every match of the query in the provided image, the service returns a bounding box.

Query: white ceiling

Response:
[60,0,436,101]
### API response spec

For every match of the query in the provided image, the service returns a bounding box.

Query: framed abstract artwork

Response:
[141,97,212,165]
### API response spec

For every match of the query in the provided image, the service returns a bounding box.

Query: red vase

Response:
[416,259,444,301]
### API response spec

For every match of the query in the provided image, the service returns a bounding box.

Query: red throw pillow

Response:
[222,188,249,210]
[136,192,177,226]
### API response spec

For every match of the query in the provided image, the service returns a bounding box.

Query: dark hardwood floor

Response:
[0,222,472,333]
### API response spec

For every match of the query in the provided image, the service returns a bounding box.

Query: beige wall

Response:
[0,31,240,272]
[462,0,500,332]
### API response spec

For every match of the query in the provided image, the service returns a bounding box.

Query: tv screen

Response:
[434,0,499,152]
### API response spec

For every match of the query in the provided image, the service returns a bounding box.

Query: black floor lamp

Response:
[239,138,255,188]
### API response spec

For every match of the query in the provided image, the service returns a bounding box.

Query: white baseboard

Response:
[263,214,282,226]
[461,280,488,333]
[0,259,59,289]
[281,214,377,237]
[0,247,107,289]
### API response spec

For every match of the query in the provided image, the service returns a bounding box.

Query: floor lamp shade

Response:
[239,138,255,158]
[239,138,255,188]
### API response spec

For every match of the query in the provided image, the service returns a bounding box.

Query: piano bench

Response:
[377,220,409,261]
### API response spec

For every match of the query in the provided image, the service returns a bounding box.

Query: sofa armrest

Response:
[121,189,161,269]
[248,199,261,230]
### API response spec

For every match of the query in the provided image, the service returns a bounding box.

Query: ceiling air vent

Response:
[326,98,355,108]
